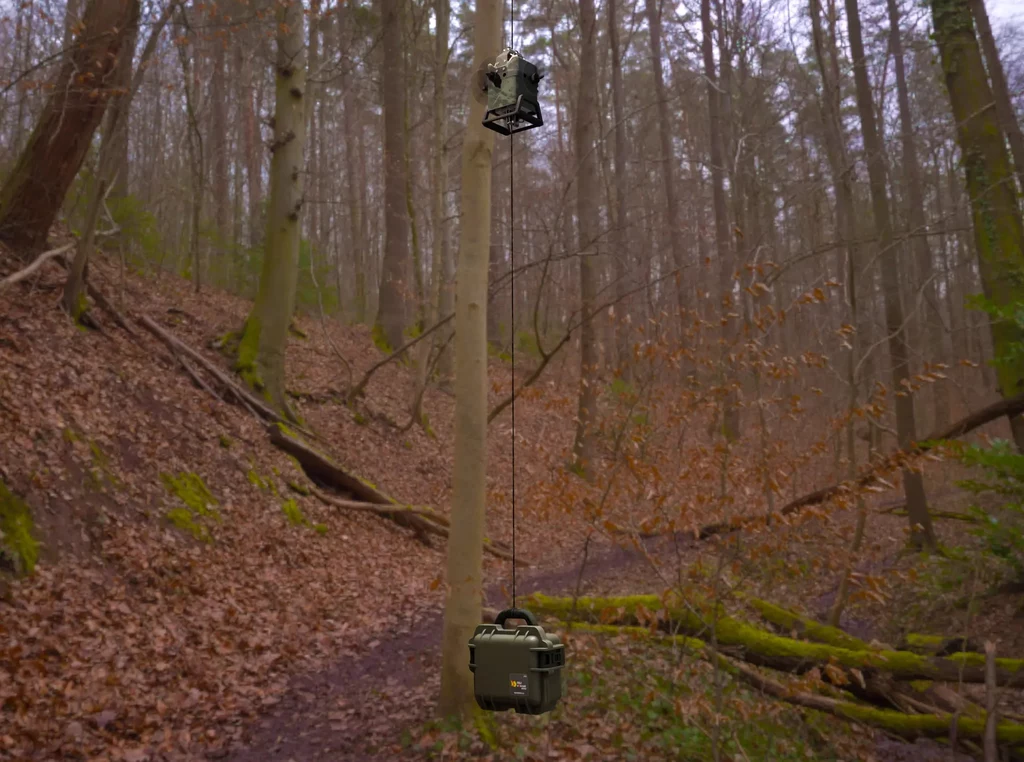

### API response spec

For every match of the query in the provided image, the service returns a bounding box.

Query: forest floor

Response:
[1,247,1022,761]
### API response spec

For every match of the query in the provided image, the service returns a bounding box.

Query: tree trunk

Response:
[211,27,230,255]
[0,0,140,255]
[845,0,934,550]
[701,0,738,443]
[374,0,411,352]
[929,0,1024,452]
[236,0,306,417]
[644,0,688,350]
[432,0,452,383]
[63,0,174,317]
[571,0,600,478]
[969,0,1024,196]
[241,46,263,250]
[438,0,501,718]
[608,0,631,379]
[886,0,949,432]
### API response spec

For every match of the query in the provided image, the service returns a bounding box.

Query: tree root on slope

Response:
[269,420,517,562]
[139,314,515,563]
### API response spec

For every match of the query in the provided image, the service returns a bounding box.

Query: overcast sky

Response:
[988,0,1023,24]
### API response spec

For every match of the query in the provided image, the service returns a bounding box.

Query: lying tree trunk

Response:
[743,597,870,651]
[269,424,515,561]
[529,593,1024,686]
[663,390,1024,543]
[569,623,1024,747]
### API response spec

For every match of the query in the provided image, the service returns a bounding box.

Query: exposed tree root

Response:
[529,593,1024,687]
[138,315,318,439]
[269,424,516,561]
[0,241,74,291]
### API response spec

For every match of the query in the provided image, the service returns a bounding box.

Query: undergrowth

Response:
[407,633,858,761]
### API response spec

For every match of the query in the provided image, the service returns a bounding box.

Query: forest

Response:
[1,0,1024,756]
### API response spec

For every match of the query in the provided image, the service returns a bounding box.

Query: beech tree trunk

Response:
[930,0,1024,453]
[374,0,411,352]
[437,0,501,718]
[701,0,738,443]
[886,0,950,430]
[0,0,140,255]
[608,0,631,379]
[644,0,687,347]
[968,0,1024,196]
[571,0,600,478]
[236,0,306,417]
[845,0,934,550]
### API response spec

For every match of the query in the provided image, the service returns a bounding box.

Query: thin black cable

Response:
[508,0,517,611]
[510,134,516,610]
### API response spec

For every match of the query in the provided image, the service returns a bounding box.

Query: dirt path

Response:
[212,521,976,762]
[214,539,648,761]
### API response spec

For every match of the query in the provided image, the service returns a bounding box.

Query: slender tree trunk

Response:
[242,46,263,250]
[886,0,949,430]
[701,0,737,443]
[211,26,229,255]
[969,0,1024,195]
[846,0,934,550]
[236,0,306,417]
[930,0,1024,452]
[571,0,600,478]
[0,0,140,255]
[438,0,501,718]
[432,0,452,383]
[375,0,411,352]
[644,0,688,350]
[608,0,631,379]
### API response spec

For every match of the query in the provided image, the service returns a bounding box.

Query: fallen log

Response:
[899,634,983,656]
[528,593,1024,687]
[652,390,1024,543]
[569,623,1024,747]
[270,424,516,562]
[742,597,870,651]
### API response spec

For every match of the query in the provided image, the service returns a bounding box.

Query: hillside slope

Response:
[0,251,581,760]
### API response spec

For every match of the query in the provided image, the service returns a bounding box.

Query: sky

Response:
[989,0,1024,24]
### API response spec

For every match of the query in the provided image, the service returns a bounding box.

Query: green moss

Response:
[745,598,869,651]
[908,680,934,693]
[0,480,40,575]
[529,593,1024,681]
[288,321,309,339]
[161,472,218,516]
[247,468,268,490]
[287,480,312,496]
[472,705,499,750]
[235,317,264,391]
[218,434,233,449]
[313,523,328,535]
[62,427,80,444]
[281,498,311,527]
[353,412,368,426]
[165,507,213,543]
[371,323,393,354]
[161,472,220,542]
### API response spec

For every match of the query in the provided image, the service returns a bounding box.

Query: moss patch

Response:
[0,480,39,574]
[161,471,220,542]
[281,498,309,526]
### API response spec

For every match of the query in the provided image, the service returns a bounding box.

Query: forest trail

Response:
[217,538,652,761]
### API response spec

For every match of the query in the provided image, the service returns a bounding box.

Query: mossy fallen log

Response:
[528,593,1024,687]
[569,623,1024,747]
[899,633,982,656]
[743,597,870,651]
